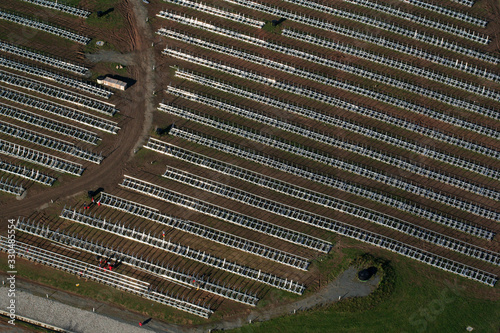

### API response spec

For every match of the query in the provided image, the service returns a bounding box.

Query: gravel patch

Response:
[0,266,379,333]
[0,286,153,333]
[195,266,380,332]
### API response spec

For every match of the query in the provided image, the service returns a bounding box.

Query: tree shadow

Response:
[88,187,104,198]
[155,124,174,136]
[272,18,286,26]
[97,8,114,18]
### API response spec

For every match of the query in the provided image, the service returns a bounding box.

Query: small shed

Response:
[97,76,127,91]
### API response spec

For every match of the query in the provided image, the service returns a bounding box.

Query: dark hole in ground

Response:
[358,267,377,281]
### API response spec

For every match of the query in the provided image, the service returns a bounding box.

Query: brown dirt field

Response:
[0,0,499,327]
[162,68,500,208]
[0,0,155,223]
[150,125,500,255]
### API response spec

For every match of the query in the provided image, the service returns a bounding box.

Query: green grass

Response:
[64,0,82,6]
[310,247,363,286]
[109,62,128,74]
[0,314,52,332]
[257,287,303,308]
[132,146,156,163]
[85,3,124,30]
[261,21,283,34]
[2,238,497,332]
[86,61,129,79]
[230,252,499,333]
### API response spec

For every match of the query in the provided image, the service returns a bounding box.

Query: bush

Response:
[261,21,282,34]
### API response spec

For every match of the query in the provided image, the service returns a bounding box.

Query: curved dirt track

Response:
[0,0,156,224]
[0,1,384,332]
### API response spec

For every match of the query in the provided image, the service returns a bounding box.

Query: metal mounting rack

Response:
[0,235,213,318]
[335,0,488,44]
[0,70,117,116]
[101,191,330,254]
[0,158,55,186]
[159,26,500,106]
[49,201,306,294]
[59,208,260,306]
[0,86,119,134]
[0,177,24,195]
[195,2,498,77]
[165,47,499,141]
[164,0,264,27]
[160,102,499,221]
[222,0,497,62]
[403,0,485,26]
[20,0,91,18]
[0,139,84,176]
[0,57,111,99]
[166,127,494,238]
[0,10,91,45]
[144,139,498,286]
[0,120,103,164]
[450,0,475,7]
[173,69,500,175]
[144,139,497,242]
[160,166,499,266]
[94,187,310,271]
[0,102,100,145]
[0,41,89,75]
[164,87,500,217]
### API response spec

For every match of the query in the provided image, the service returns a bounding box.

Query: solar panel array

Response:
[4,0,499,321]
[0,234,213,318]
[0,10,91,45]
[59,207,260,306]
[150,0,499,296]
[0,176,24,195]
[154,0,499,287]
[0,41,89,75]
[20,0,91,18]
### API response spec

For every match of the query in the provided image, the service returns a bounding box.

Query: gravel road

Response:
[0,266,379,333]
[0,286,154,333]
[195,266,380,332]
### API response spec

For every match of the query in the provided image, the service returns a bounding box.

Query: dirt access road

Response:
[0,0,156,227]
[0,2,383,331]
